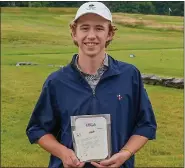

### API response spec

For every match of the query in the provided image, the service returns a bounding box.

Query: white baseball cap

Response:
[73,2,112,22]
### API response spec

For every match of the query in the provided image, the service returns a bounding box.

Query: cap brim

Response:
[73,11,112,22]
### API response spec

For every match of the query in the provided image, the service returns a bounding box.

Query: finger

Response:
[77,162,85,168]
[63,163,74,168]
[70,155,80,167]
[91,162,106,168]
[100,158,115,166]
[110,164,119,168]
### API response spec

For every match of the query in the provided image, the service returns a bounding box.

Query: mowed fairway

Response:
[1,8,183,167]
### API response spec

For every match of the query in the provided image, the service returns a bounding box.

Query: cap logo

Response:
[87,4,96,10]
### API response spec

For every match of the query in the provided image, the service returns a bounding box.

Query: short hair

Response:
[69,21,117,48]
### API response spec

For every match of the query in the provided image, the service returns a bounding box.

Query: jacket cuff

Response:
[26,129,48,144]
[132,126,156,140]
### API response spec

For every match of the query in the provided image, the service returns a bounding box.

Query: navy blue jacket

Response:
[26,54,157,168]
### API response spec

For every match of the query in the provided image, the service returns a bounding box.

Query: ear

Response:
[107,30,113,41]
[71,30,77,41]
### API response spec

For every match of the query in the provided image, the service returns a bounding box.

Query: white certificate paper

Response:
[72,116,108,162]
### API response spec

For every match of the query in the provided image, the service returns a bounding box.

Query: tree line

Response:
[0,1,184,16]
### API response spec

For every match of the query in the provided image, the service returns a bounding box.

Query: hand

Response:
[60,147,85,168]
[91,151,131,168]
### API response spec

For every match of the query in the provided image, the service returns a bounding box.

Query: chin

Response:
[79,47,104,57]
[84,48,103,57]
[85,51,99,57]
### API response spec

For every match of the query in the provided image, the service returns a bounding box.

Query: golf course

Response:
[1,7,183,167]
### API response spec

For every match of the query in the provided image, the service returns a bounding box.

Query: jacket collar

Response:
[70,54,121,79]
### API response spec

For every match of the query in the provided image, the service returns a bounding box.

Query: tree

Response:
[138,2,156,14]
[0,1,183,16]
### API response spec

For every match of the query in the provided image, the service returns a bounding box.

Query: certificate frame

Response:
[70,114,111,162]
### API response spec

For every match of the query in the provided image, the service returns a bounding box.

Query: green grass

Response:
[136,85,183,167]
[113,13,184,31]
[2,7,183,77]
[118,12,184,24]
[1,7,184,167]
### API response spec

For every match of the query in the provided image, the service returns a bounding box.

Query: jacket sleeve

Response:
[26,78,59,144]
[132,69,157,140]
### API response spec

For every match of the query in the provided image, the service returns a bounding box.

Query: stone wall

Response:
[141,74,184,89]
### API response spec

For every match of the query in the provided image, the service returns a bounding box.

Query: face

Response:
[72,13,112,57]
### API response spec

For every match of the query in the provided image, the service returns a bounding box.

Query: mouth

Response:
[84,42,98,47]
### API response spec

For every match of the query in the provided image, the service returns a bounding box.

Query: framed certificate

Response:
[71,114,111,162]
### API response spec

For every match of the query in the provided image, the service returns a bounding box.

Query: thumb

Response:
[100,157,115,166]
[70,155,80,166]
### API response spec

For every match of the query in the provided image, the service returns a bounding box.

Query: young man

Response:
[26,2,157,168]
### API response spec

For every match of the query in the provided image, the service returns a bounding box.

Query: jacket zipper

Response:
[90,70,108,97]
[92,88,96,96]
[72,64,106,97]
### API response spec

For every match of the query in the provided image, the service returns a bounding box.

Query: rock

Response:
[129,54,135,58]
[142,74,155,84]
[161,77,175,87]
[171,78,184,89]
[141,74,155,79]
[16,62,38,66]
[172,78,184,84]
[161,77,174,83]
[150,75,162,85]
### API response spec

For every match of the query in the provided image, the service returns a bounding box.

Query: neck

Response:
[78,52,106,75]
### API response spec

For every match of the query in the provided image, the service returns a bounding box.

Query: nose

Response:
[87,28,96,40]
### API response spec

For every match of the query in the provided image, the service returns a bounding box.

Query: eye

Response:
[96,27,104,31]
[81,27,89,31]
